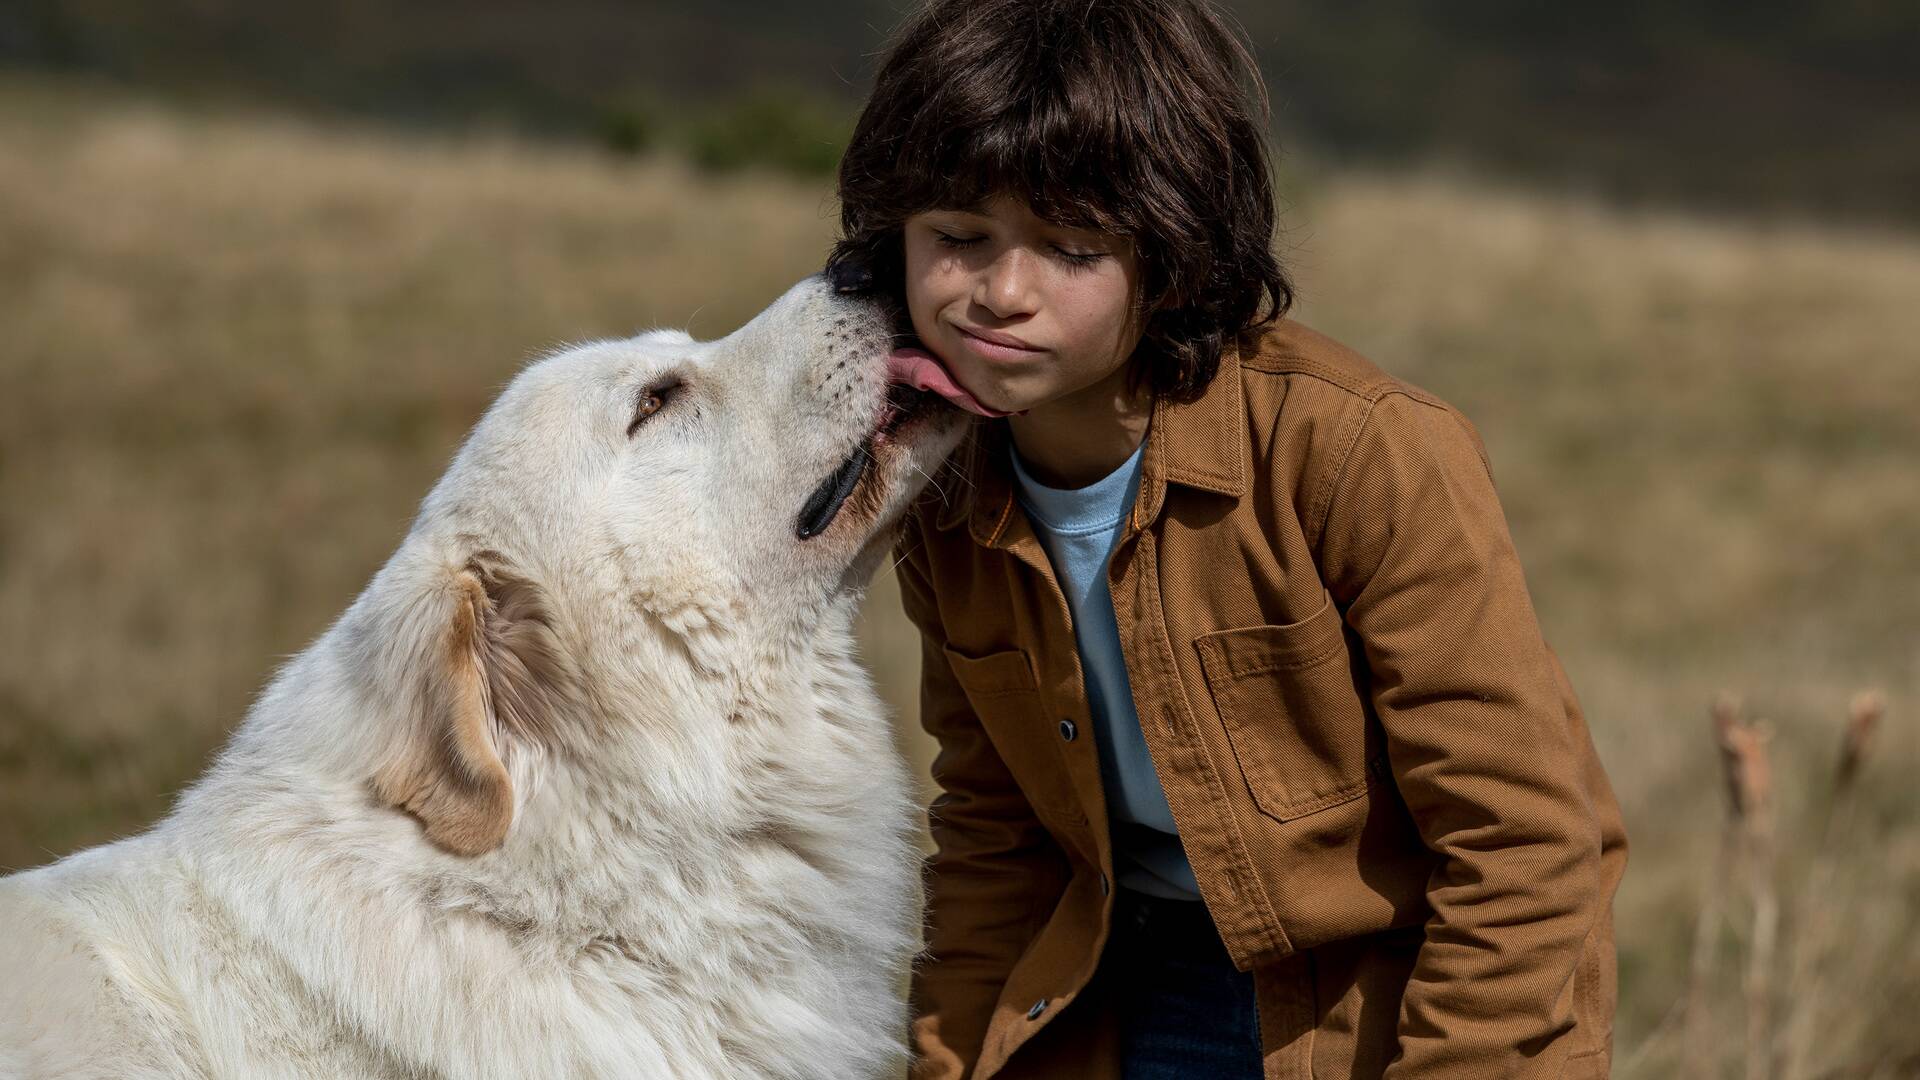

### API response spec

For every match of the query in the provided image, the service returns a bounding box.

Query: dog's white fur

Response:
[0,276,967,1080]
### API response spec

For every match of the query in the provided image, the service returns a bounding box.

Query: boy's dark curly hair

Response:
[828,0,1293,403]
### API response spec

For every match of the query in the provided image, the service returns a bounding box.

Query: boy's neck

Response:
[1006,363,1152,490]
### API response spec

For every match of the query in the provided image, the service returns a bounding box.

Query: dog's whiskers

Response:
[907,461,949,503]
[888,534,924,577]
[939,457,977,494]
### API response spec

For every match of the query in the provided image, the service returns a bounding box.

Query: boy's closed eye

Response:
[929,228,1114,268]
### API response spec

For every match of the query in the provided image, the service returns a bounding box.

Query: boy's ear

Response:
[373,554,569,856]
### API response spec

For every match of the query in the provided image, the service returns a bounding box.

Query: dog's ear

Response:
[372,554,569,856]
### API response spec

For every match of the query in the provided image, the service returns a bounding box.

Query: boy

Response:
[830,1,1628,1076]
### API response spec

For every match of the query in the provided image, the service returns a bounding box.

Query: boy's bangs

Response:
[900,86,1136,237]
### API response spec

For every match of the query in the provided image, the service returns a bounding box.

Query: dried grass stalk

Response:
[1780,690,1886,1080]
[1685,693,1779,1080]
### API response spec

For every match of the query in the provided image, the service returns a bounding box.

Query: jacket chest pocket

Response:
[940,643,1086,824]
[1192,590,1373,822]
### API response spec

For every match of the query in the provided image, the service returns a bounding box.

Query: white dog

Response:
[0,276,972,1080]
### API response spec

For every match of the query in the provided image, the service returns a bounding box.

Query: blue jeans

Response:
[1097,888,1264,1079]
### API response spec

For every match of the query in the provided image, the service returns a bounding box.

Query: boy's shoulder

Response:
[1239,317,1450,412]
[1233,317,1496,498]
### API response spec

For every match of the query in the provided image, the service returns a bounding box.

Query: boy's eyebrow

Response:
[927,200,993,217]
[927,202,1112,238]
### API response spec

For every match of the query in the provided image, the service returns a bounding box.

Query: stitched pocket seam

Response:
[1211,638,1347,679]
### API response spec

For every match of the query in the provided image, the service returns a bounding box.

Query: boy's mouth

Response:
[885,346,1021,417]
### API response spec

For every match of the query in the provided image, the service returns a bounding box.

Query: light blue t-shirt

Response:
[1009,437,1202,901]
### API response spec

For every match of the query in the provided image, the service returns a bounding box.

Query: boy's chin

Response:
[954,364,1041,418]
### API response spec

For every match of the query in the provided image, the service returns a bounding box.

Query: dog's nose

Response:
[826,257,874,295]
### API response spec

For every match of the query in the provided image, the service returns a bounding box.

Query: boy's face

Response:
[901,194,1144,416]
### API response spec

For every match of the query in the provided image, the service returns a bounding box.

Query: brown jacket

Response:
[894,318,1628,1080]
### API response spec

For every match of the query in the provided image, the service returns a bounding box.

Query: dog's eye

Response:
[627,380,679,437]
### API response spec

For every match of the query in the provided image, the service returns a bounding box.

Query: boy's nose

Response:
[976,250,1037,318]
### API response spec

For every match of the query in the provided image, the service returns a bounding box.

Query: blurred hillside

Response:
[2,0,1916,220]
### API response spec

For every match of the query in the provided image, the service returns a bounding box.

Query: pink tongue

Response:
[887,347,1021,417]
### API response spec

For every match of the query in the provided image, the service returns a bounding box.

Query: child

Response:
[827,2,1628,1077]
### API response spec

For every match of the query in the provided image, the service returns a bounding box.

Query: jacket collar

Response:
[935,337,1247,546]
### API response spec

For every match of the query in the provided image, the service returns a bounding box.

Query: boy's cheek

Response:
[902,280,952,352]
[910,313,968,374]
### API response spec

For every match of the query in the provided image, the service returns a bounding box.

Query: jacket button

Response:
[1058,719,1077,742]
[1026,998,1048,1021]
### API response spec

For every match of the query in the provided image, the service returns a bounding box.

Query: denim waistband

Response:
[1112,887,1228,947]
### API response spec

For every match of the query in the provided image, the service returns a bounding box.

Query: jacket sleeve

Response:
[1315,391,1605,1078]
[894,513,1071,1080]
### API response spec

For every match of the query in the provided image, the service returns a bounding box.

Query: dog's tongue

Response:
[887,347,1020,417]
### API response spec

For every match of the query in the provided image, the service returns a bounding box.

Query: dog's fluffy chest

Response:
[237,680,917,1079]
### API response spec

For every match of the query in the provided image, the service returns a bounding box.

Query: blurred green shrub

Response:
[595,102,657,157]
[681,88,850,177]
[595,86,850,177]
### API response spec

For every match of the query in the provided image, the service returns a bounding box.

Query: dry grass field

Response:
[2,81,1915,1077]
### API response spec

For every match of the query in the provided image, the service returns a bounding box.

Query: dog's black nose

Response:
[827,258,874,295]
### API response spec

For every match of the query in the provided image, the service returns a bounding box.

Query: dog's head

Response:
[341,276,970,854]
